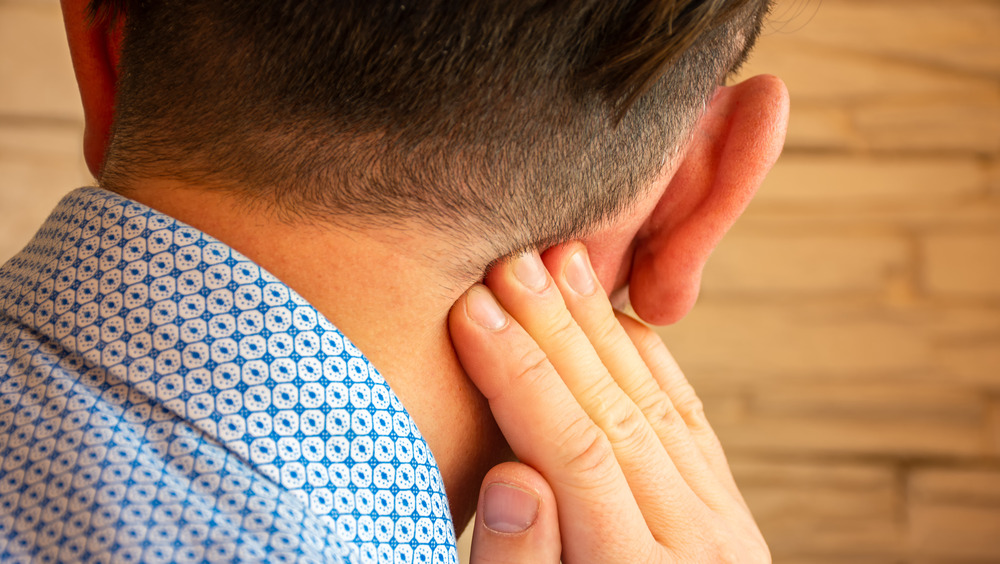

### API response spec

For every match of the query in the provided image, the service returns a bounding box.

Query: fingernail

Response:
[483,483,539,534]
[512,251,548,292]
[565,249,596,296]
[467,286,508,331]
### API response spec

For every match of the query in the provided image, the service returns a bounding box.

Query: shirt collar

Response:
[0,188,446,478]
[3,185,417,426]
[0,187,457,548]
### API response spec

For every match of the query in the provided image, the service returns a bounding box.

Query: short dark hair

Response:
[92,0,770,267]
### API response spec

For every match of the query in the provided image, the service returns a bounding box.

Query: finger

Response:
[616,312,748,510]
[543,243,740,512]
[449,285,659,562]
[482,253,712,534]
[469,462,561,564]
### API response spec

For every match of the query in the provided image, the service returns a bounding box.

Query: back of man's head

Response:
[92,0,771,262]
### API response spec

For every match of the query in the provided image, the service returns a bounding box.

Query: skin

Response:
[59,0,789,554]
[452,245,770,562]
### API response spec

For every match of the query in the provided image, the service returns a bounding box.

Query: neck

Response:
[123,182,508,533]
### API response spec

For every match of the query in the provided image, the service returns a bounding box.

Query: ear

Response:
[60,0,124,179]
[629,74,789,325]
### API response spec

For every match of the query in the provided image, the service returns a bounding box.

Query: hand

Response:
[450,243,768,563]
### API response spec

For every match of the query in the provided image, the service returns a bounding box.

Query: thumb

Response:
[469,461,561,564]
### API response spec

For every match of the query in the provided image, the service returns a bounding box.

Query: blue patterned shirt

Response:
[0,188,458,563]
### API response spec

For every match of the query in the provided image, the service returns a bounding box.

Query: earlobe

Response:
[60,0,123,179]
[629,74,789,325]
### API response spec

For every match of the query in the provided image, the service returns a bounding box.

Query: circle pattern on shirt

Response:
[0,188,458,563]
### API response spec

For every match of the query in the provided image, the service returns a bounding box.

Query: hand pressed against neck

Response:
[79,72,790,535]
[118,158,675,532]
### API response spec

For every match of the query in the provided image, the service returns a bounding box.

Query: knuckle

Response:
[602,398,650,447]
[590,313,622,347]
[513,347,553,388]
[558,419,616,480]
[677,394,708,428]
[716,544,743,564]
[538,310,579,345]
[643,390,684,431]
[524,308,586,361]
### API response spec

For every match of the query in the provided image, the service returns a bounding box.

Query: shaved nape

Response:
[93,0,774,259]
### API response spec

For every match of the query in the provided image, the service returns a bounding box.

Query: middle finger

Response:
[486,250,707,533]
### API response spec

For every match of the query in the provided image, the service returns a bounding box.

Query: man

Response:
[0,0,787,561]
